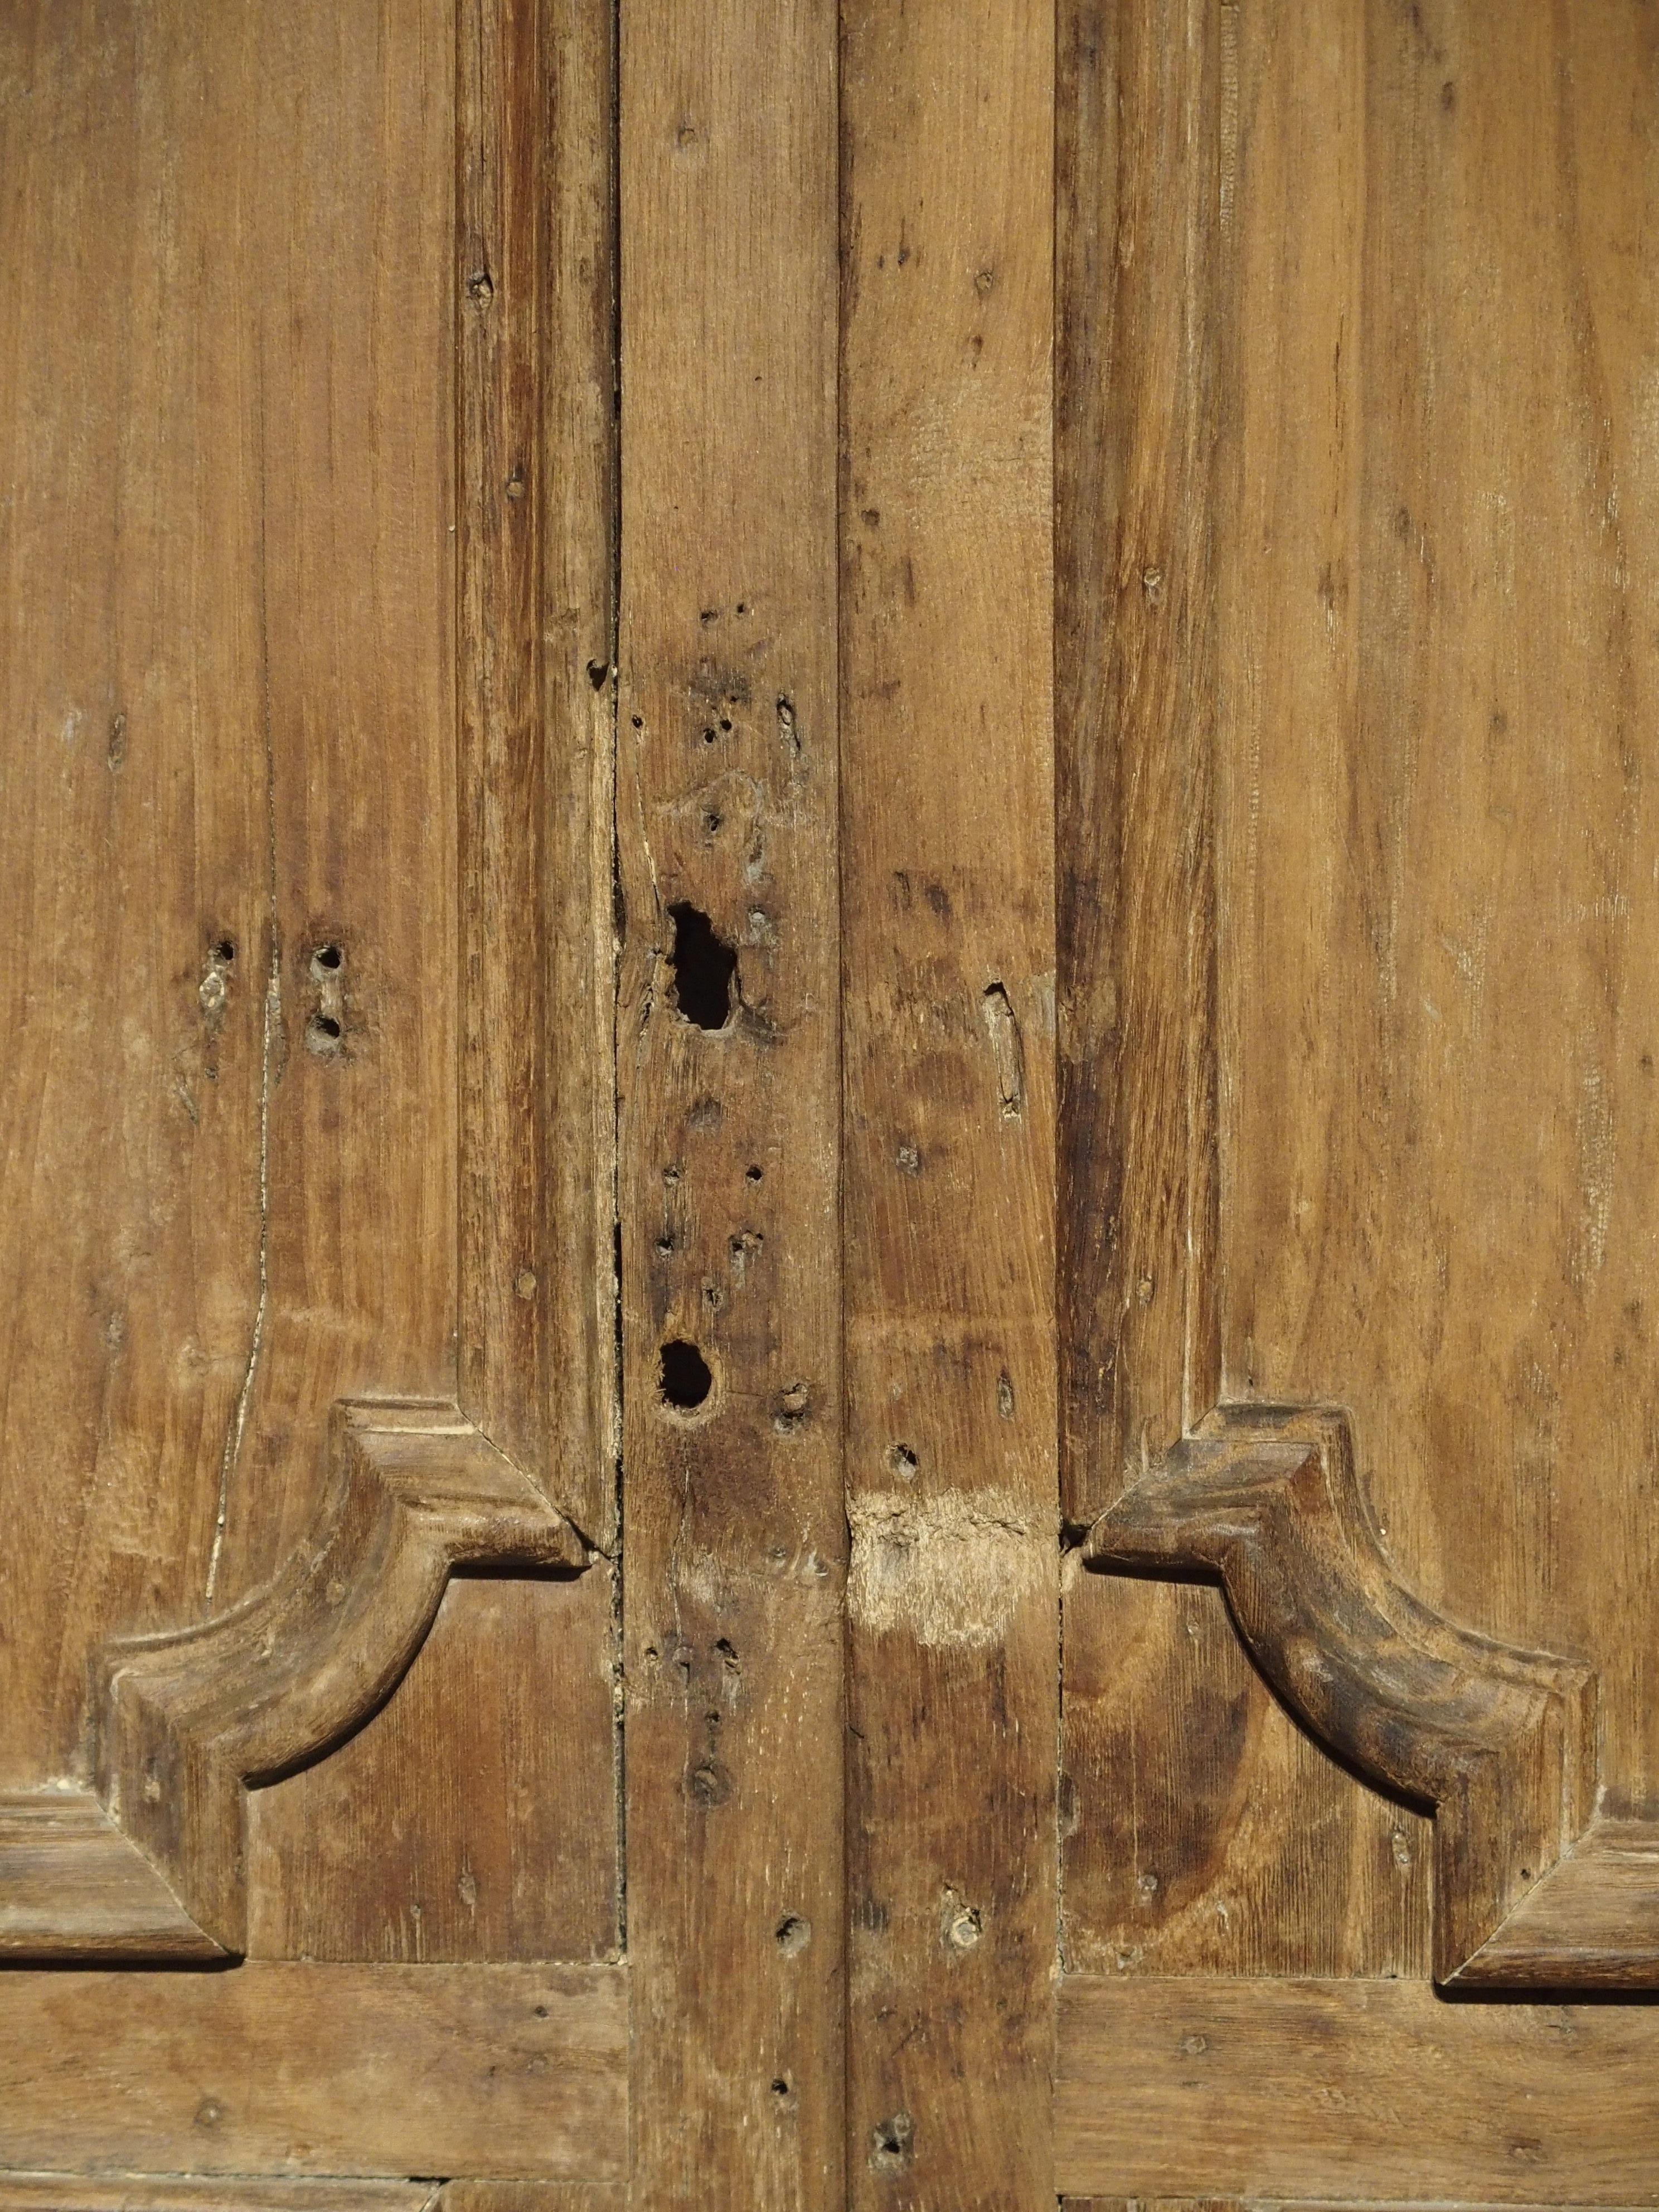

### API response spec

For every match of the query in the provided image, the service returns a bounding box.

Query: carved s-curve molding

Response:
[0,1400,588,1961]
[1086,1403,1659,1987]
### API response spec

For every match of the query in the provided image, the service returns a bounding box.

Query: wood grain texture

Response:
[1053,0,1422,1987]
[0,0,621,1975]
[841,2,1056,2203]
[437,2189,628,2212]
[1060,1569,1430,1978]
[615,0,843,2203]
[248,1566,618,1963]
[1216,0,1659,1799]
[1061,2203,1659,2212]
[0,1962,625,2180]
[1056,1975,1659,2204]
[0,2186,429,2212]
[0,1794,219,1963]
[1089,1405,1599,1984]
[0,0,269,1789]
[1060,0,1659,1993]
[1056,0,1220,1529]
[94,1401,583,1956]
[458,0,618,1548]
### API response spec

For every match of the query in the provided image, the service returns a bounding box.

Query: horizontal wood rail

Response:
[0,1960,625,2178]
[0,1400,589,1961]
[1056,1973,1659,2202]
[1084,1404,1659,1988]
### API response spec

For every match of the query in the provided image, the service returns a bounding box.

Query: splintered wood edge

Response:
[0,1400,590,1961]
[1082,1401,1643,1988]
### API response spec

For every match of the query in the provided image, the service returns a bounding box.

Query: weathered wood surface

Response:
[1214,0,1659,1793]
[436,2189,629,2212]
[0,1793,217,1963]
[1056,1976,1659,2204]
[615,0,844,2203]
[1089,1405,1599,1985]
[457,0,618,1550]
[1060,0,1659,1993]
[841,2,1057,2203]
[0,0,620,1971]
[1056,0,1220,1528]
[1055,0,1424,1987]
[249,1566,619,1964]
[0,1963,627,2179]
[0,2185,430,2212]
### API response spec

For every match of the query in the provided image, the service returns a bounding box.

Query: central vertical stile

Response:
[841,2,1059,2201]
[616,1,845,2203]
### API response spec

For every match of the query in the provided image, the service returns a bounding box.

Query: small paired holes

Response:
[306,1013,343,1055]
[659,1338,713,1413]
[311,942,342,977]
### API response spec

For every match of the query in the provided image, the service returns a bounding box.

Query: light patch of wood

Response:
[848,1489,1055,1650]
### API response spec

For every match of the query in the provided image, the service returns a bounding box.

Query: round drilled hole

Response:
[658,1338,713,1414]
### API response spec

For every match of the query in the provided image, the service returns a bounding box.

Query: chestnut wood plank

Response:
[0,0,620,1973]
[1056,1975,1659,2203]
[0,1963,626,2179]
[841,1,1057,2201]
[615,0,844,2202]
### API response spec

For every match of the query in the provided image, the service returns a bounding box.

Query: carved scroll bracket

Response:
[1085,1404,1659,1988]
[0,1400,589,1961]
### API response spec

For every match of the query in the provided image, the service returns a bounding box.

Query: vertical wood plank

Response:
[617,1,843,2203]
[841,2,1056,2202]
[1056,0,1221,1526]
[458,0,618,1547]
[0,0,267,1783]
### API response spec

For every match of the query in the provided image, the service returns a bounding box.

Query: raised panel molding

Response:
[1,1401,588,1961]
[1086,1404,1659,1987]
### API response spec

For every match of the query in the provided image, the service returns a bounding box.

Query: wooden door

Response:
[4,3,1659,2207]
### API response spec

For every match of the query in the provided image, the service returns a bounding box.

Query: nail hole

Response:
[771,2077,790,2098]
[775,1913,811,1955]
[668,901,738,1030]
[312,942,343,974]
[889,1443,919,1479]
[587,658,610,691]
[745,1163,763,1183]
[306,1013,343,1054]
[211,938,236,965]
[659,1338,713,1411]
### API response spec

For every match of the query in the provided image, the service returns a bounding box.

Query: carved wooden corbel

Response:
[0,1400,588,1961]
[1086,1404,1659,1987]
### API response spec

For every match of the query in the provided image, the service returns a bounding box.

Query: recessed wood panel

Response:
[1217,0,1659,1784]
[248,1570,618,1962]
